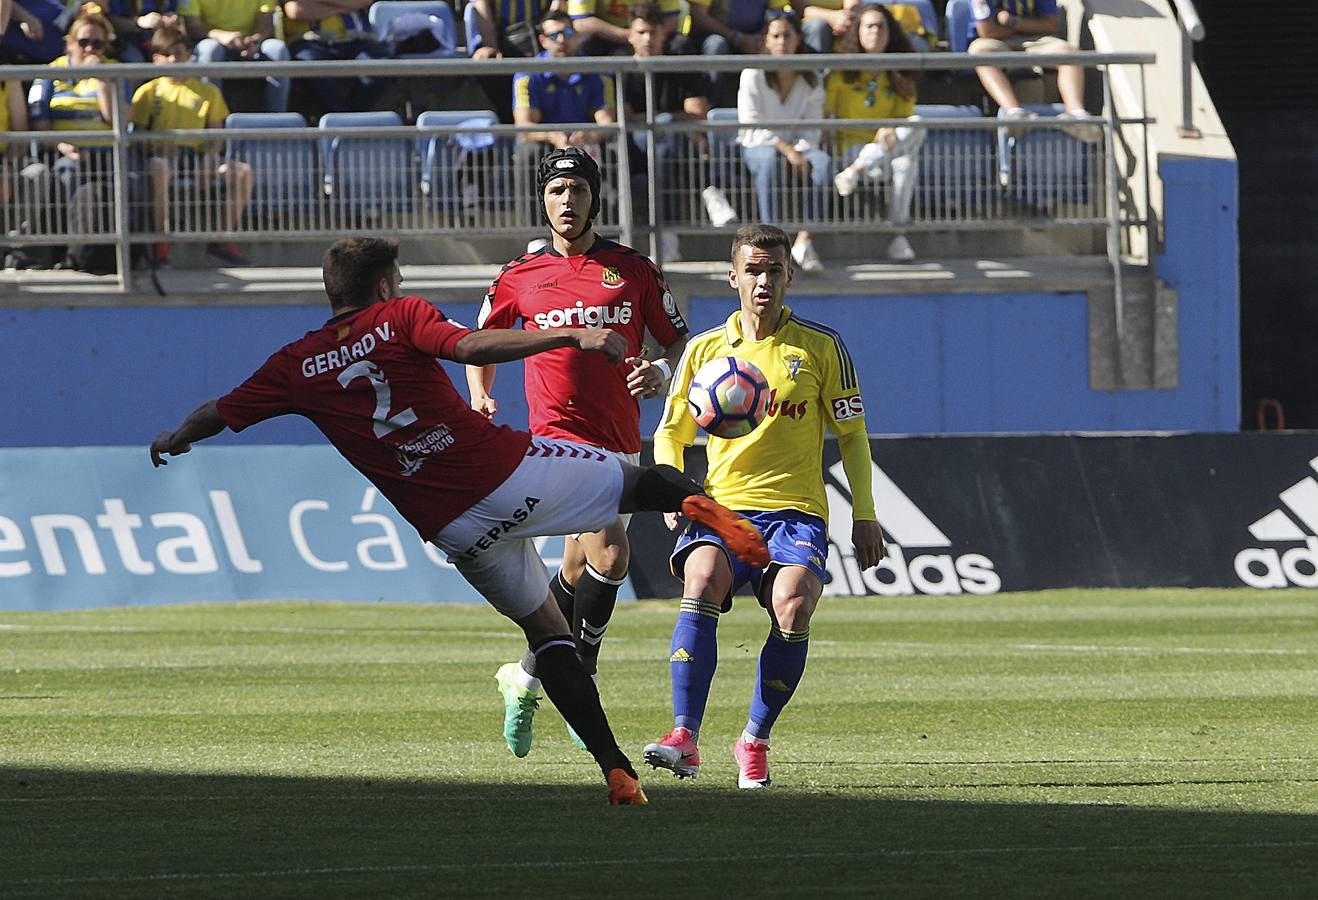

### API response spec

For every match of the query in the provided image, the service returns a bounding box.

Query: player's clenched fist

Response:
[573,327,627,362]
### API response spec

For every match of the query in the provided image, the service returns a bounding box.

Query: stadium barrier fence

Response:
[1,52,1153,287]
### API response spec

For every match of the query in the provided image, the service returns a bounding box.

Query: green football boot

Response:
[495,662,540,758]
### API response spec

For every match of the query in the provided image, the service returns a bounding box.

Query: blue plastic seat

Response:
[912,104,998,219]
[882,0,939,52]
[318,111,415,221]
[224,112,320,223]
[370,1,462,59]
[415,109,504,216]
[996,103,1096,212]
[946,0,972,52]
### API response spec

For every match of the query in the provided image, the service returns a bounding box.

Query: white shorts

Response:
[431,437,625,619]
[569,449,640,539]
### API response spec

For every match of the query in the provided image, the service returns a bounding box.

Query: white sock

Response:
[741,730,768,747]
[515,662,542,693]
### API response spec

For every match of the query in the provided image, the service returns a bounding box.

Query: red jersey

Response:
[216,295,533,537]
[478,238,688,454]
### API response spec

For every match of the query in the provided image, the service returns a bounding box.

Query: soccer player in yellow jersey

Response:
[643,223,885,789]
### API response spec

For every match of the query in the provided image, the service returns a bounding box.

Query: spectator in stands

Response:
[512,10,617,218]
[3,0,66,62]
[282,0,390,117]
[623,0,709,260]
[469,0,550,59]
[826,3,922,261]
[131,25,254,267]
[968,0,1096,139]
[568,0,677,56]
[678,0,792,106]
[28,6,120,270]
[468,0,552,124]
[185,0,291,113]
[512,11,616,152]
[796,0,859,53]
[736,10,830,272]
[1,32,30,215]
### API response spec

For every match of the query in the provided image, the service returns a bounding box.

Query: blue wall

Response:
[1,275,1237,448]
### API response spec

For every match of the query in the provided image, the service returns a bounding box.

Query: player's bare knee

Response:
[591,542,630,579]
[769,591,816,631]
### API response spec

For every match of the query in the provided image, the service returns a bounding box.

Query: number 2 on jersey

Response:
[338,360,418,437]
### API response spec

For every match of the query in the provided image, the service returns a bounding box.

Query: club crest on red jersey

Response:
[600,265,625,290]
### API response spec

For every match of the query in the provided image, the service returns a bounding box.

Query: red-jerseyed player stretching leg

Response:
[467,148,689,758]
[149,237,768,805]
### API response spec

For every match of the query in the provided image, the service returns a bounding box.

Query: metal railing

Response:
[0,52,1154,288]
[1170,0,1206,138]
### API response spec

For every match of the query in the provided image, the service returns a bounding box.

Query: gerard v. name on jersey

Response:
[301,322,393,377]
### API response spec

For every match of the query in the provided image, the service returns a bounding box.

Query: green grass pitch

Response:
[3,589,1317,898]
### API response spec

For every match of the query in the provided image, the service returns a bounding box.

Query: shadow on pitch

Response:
[5,765,1318,898]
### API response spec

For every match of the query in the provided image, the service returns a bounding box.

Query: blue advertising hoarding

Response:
[0,446,622,611]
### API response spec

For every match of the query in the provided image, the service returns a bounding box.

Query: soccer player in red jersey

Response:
[468,147,690,758]
[148,236,768,805]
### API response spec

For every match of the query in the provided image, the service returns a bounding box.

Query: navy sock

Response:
[670,598,721,735]
[745,626,809,742]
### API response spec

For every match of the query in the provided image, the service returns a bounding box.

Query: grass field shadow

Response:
[5,766,1317,898]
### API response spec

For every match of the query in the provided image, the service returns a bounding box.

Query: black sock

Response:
[532,637,634,779]
[634,464,704,512]
[519,571,577,680]
[575,564,623,676]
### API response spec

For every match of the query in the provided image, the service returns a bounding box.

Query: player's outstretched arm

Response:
[150,400,227,467]
[465,364,499,419]
[452,327,627,365]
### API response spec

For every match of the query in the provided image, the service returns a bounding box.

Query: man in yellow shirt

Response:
[643,222,885,789]
[131,25,254,265]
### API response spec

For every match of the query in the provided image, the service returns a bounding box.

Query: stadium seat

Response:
[462,1,482,55]
[996,103,1097,213]
[911,104,998,219]
[881,0,938,52]
[369,1,463,59]
[945,0,972,53]
[415,109,505,218]
[318,111,415,222]
[224,111,320,224]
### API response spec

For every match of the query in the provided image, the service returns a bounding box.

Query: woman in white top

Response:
[736,11,832,272]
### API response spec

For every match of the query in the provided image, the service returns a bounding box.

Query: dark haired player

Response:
[468,147,690,758]
[644,224,885,790]
[149,236,767,805]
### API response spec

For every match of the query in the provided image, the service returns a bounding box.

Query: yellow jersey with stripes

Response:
[654,305,868,522]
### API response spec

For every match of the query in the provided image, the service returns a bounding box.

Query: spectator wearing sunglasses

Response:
[567,0,678,56]
[27,6,118,269]
[512,11,616,153]
[825,3,922,260]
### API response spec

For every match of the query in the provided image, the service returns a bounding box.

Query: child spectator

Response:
[131,24,254,266]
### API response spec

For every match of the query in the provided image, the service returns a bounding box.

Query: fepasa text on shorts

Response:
[459,496,541,561]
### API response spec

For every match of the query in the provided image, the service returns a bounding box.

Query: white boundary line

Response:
[11,842,1318,887]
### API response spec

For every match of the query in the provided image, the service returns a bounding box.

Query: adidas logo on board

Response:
[1236,455,1318,588]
